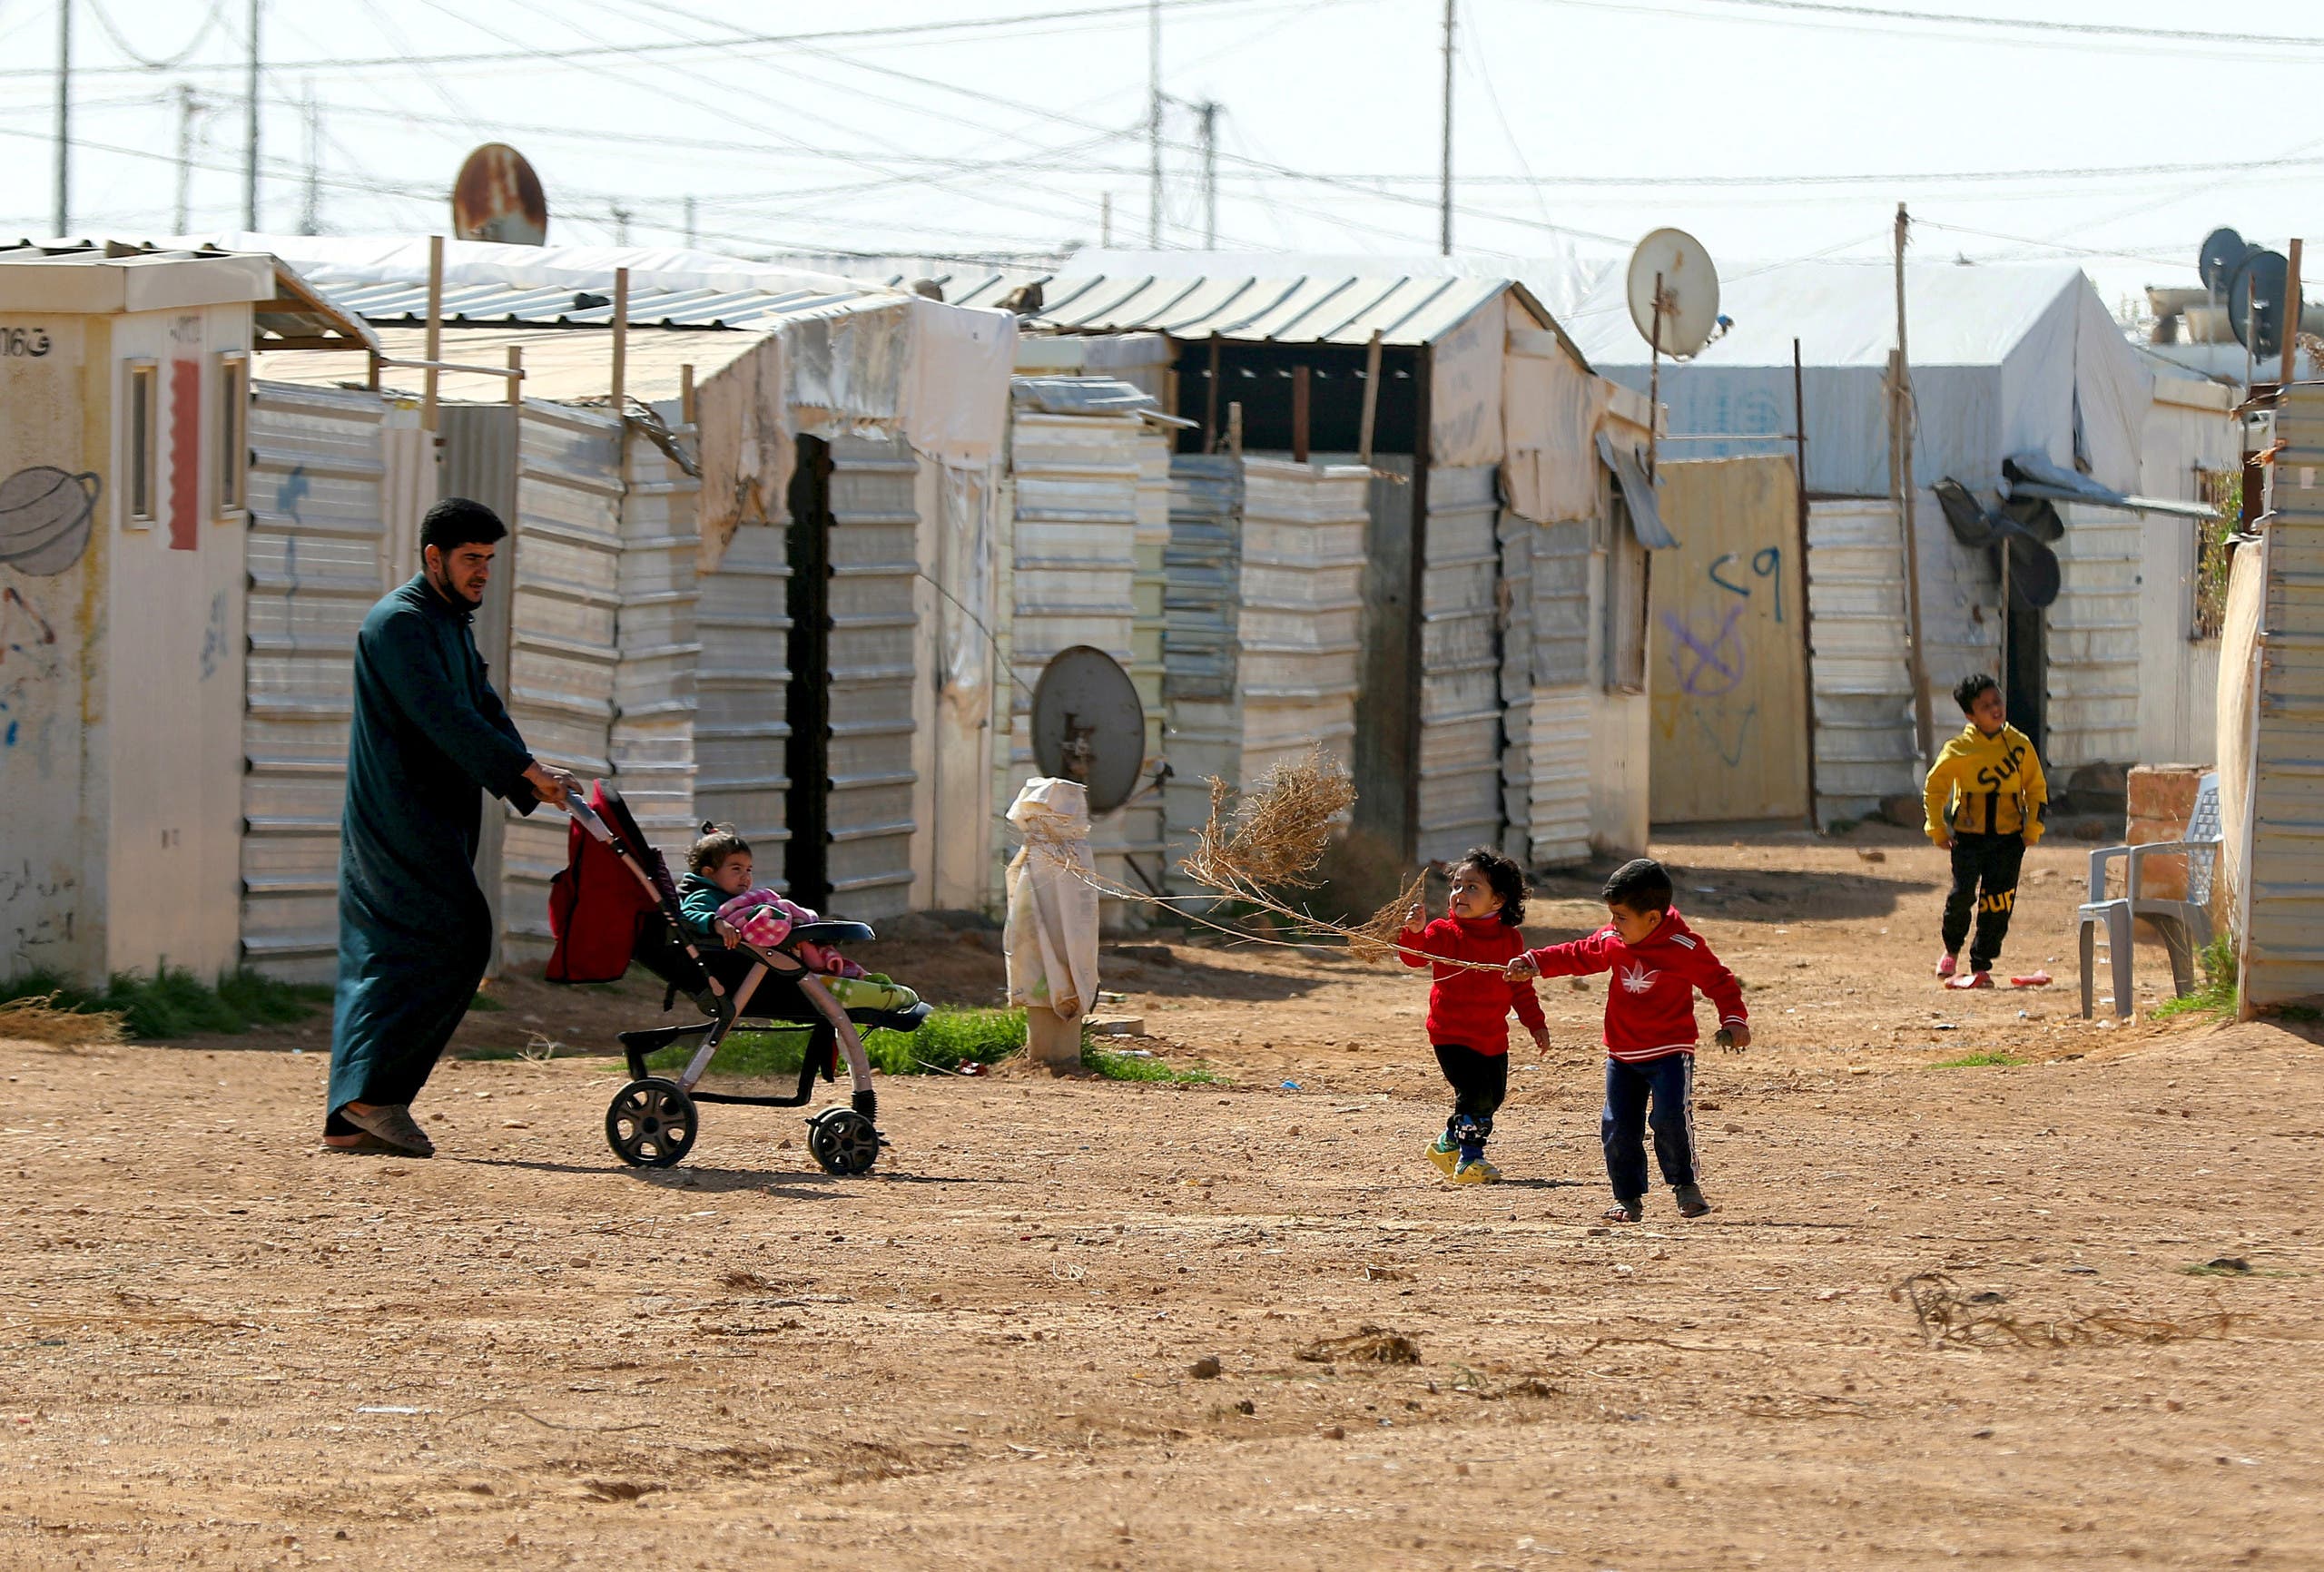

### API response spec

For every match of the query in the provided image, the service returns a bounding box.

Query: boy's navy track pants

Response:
[1602,1052,1699,1198]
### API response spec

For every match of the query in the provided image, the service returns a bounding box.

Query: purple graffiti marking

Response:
[1663,601,1748,699]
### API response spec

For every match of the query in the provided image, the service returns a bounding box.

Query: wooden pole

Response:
[1893,203,1935,761]
[610,266,630,410]
[1792,337,1819,830]
[680,362,696,427]
[1357,329,1384,468]
[1646,271,1664,481]
[1291,365,1312,464]
[1226,400,1243,458]
[2280,237,2304,388]
[506,344,522,408]
[1204,333,1221,454]
[422,234,443,433]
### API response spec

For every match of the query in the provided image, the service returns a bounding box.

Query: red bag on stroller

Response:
[546,781,662,984]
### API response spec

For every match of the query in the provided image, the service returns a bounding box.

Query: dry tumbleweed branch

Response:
[1182,749,1355,894]
[0,993,127,1046]
[1346,870,1431,964]
[1891,1272,2239,1350]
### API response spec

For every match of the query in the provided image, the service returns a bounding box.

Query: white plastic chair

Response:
[2077,772,2221,1018]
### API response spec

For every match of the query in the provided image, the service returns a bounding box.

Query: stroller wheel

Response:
[606,1077,698,1168]
[805,1107,881,1175]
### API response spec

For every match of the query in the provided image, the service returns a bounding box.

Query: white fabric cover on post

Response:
[1004,777,1100,1020]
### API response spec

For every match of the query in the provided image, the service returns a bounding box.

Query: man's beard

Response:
[428,564,484,609]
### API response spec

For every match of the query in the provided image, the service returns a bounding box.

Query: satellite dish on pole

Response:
[1626,228,1721,359]
[2200,226,2248,297]
[1031,646,1147,814]
[452,142,548,246]
[2227,248,2293,359]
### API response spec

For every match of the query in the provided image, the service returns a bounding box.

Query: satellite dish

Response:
[2226,248,2294,359]
[2200,227,2247,296]
[1627,228,1721,359]
[1031,646,1147,814]
[452,143,548,246]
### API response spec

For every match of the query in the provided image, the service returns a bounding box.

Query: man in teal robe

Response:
[324,498,574,1155]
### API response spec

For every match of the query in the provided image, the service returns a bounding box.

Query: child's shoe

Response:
[1424,1135,1459,1176]
[1674,1182,1712,1218]
[1603,1196,1643,1223]
[1452,1155,1502,1184]
[1945,968,1994,990]
[1935,952,1958,979]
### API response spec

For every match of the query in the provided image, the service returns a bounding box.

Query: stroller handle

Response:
[562,791,615,846]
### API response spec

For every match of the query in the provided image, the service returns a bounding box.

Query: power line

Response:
[0,0,1286,81]
[1628,0,2324,48]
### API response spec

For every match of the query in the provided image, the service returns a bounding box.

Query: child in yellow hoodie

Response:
[1923,673,2047,988]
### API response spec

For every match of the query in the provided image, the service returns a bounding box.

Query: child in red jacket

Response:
[1508,858,1749,1221]
[1399,848,1551,1185]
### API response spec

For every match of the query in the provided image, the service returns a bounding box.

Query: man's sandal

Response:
[1603,1198,1643,1223]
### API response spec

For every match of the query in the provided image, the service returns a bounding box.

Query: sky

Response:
[0,0,2311,322]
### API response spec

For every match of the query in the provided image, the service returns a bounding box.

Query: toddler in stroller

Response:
[546,784,931,1173]
[676,827,921,1017]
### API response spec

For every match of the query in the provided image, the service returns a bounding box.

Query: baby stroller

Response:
[547,782,930,1174]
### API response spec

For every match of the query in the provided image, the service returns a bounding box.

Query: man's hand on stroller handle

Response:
[525,760,579,805]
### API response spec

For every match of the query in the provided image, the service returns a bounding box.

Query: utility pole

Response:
[242,0,261,231]
[1438,0,1454,256]
[1147,0,1162,247]
[52,0,70,238]
[684,194,697,247]
[1100,192,1113,248]
[1892,200,1935,762]
[612,205,633,245]
[173,85,200,231]
[299,81,320,235]
[1198,101,1218,249]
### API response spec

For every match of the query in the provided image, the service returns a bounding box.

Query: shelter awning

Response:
[1596,431,1679,549]
[2001,450,2218,521]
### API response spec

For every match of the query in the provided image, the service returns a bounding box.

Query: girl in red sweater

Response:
[1399,848,1551,1184]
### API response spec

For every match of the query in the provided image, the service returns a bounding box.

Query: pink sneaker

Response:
[1935,952,1958,979]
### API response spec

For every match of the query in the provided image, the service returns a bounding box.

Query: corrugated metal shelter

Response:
[960,262,1650,868]
[1162,457,1369,867]
[1561,258,2235,795]
[2230,385,2324,1010]
[0,245,378,987]
[247,235,1016,942]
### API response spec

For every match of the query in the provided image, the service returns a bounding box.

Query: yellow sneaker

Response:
[1452,1156,1502,1184]
[1425,1136,1459,1176]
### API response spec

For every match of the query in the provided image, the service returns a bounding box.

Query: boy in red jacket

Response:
[1507,858,1749,1221]
[1399,848,1551,1185]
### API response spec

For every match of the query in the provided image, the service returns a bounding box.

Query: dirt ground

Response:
[4,825,2319,1570]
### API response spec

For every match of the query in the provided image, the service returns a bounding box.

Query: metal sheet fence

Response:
[241,383,395,980]
[694,522,792,864]
[1005,407,1157,915]
[823,436,922,919]
[610,426,702,857]
[1417,464,1507,863]
[1528,518,1592,867]
[498,402,623,966]
[2242,388,2324,1006]
[1807,498,1915,825]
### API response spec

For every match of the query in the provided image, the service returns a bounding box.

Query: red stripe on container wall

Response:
[168,358,201,550]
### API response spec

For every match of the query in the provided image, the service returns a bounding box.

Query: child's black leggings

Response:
[1944,831,2026,971]
[1434,1045,1509,1158]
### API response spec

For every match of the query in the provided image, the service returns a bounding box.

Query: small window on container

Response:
[215,351,250,518]
[124,359,159,528]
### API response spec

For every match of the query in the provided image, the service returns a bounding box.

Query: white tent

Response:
[1557,260,2156,501]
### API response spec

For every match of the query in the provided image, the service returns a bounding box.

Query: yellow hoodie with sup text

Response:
[1922,722,2048,844]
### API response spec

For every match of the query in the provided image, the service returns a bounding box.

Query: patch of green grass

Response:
[638,1007,1031,1079]
[467,991,507,1013]
[2273,1002,2323,1024]
[1926,1048,2024,1068]
[0,966,330,1040]
[1081,1040,1222,1084]
[2152,934,2238,1022]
